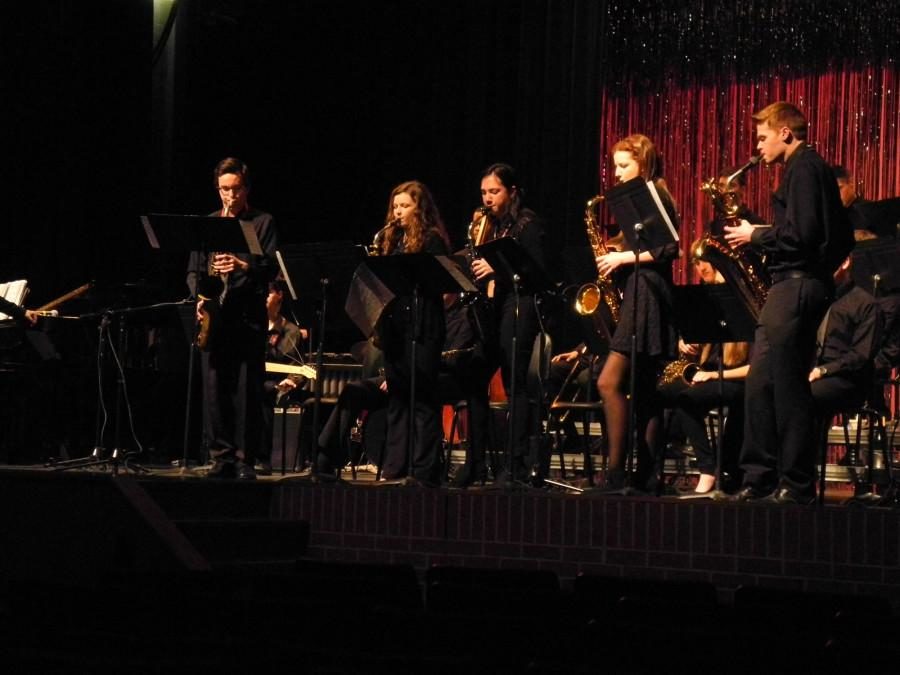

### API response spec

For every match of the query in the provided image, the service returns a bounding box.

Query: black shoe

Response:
[731,485,770,502]
[206,459,236,480]
[761,487,815,506]
[254,461,273,476]
[235,462,257,481]
[309,470,340,484]
[450,463,487,489]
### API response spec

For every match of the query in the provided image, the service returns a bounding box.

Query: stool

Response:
[819,405,889,505]
[547,399,606,486]
[442,400,467,481]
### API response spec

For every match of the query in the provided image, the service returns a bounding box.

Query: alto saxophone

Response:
[574,195,620,341]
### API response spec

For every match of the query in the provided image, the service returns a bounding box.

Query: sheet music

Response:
[0,279,28,321]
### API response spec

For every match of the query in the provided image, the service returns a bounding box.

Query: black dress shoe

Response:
[450,463,487,489]
[762,487,815,506]
[254,461,273,476]
[207,459,236,479]
[731,485,770,502]
[308,470,339,484]
[235,462,257,481]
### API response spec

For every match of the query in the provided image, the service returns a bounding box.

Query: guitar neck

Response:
[36,282,93,312]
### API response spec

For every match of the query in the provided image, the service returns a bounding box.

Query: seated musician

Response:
[260,279,307,474]
[313,291,491,485]
[313,339,388,481]
[706,165,762,236]
[809,254,882,434]
[660,257,750,494]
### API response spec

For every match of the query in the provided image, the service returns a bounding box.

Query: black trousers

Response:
[496,292,540,466]
[668,380,744,476]
[739,278,829,495]
[201,325,266,465]
[379,295,445,482]
[316,376,387,473]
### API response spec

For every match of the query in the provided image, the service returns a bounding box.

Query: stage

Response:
[4,463,900,671]
[2,462,899,603]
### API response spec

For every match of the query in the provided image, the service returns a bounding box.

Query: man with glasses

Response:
[187,157,279,480]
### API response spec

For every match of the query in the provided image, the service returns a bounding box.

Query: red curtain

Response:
[597,64,900,284]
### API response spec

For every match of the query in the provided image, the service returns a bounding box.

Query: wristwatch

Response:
[819,366,828,376]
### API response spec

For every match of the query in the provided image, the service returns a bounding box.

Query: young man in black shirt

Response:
[725,102,854,504]
[187,157,279,480]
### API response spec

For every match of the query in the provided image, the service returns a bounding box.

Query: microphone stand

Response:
[624,223,644,489]
[310,277,328,474]
[502,273,523,489]
[406,282,421,483]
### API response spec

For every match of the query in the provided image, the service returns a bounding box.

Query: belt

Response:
[770,270,814,284]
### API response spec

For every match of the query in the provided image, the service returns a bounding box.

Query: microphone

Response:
[633,222,645,235]
[725,155,762,186]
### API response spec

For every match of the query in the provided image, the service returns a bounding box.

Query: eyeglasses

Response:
[218,185,246,194]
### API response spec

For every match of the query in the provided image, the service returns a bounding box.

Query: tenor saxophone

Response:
[574,195,620,341]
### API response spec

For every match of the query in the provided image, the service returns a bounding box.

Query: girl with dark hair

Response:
[468,163,550,483]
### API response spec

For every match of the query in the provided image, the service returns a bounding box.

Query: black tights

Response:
[596,351,664,486]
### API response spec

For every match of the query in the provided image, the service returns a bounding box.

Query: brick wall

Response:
[272,483,900,602]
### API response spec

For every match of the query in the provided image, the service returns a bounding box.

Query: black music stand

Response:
[475,236,555,489]
[140,213,262,473]
[848,198,900,239]
[604,178,679,492]
[345,253,476,482]
[276,242,366,475]
[672,283,755,500]
[852,236,900,296]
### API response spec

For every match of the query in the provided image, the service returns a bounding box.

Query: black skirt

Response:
[609,268,678,359]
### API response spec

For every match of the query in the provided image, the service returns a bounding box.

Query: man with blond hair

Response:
[725,102,854,504]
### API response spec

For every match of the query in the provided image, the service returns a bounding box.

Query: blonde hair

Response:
[752,101,807,140]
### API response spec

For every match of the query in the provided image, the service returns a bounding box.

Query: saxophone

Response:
[467,206,495,298]
[368,219,401,256]
[656,357,700,396]
[574,195,620,342]
[694,156,770,321]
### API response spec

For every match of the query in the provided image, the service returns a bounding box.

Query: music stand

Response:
[852,237,900,296]
[848,198,900,239]
[276,242,367,475]
[346,254,475,481]
[672,283,755,500]
[475,236,555,488]
[140,213,262,473]
[604,178,679,491]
